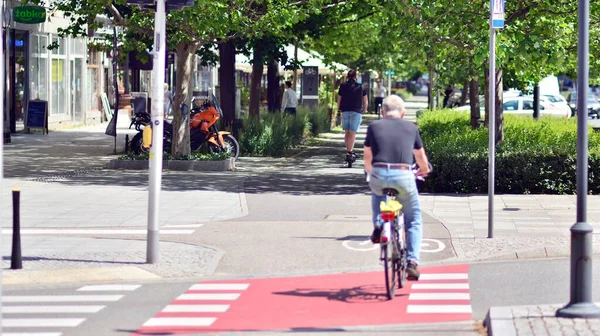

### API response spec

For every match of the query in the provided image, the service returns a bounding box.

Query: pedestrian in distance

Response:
[164,83,173,119]
[337,69,368,164]
[373,80,386,115]
[281,81,298,115]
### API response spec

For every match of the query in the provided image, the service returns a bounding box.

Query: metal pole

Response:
[533,85,540,119]
[0,1,5,330]
[488,11,496,239]
[556,0,600,319]
[387,71,391,96]
[147,0,166,264]
[112,26,119,154]
[11,189,21,269]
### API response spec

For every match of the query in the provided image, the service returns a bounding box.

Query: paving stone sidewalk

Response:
[486,304,600,336]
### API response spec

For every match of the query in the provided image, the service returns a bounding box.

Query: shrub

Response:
[396,90,413,101]
[239,112,309,156]
[417,110,600,194]
[239,106,332,157]
[299,105,331,136]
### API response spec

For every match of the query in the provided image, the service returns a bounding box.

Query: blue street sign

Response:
[492,0,504,29]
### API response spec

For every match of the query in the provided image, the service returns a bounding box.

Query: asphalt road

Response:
[469,258,600,320]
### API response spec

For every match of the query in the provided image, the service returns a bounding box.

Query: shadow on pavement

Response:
[273,284,392,303]
[4,130,129,179]
[2,255,145,266]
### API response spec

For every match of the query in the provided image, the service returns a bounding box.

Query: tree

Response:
[48,0,305,157]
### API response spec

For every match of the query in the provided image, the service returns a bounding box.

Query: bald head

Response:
[382,95,406,117]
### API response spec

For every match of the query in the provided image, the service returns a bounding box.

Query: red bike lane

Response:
[135,264,471,334]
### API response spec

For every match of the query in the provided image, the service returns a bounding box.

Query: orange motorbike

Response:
[130,94,239,160]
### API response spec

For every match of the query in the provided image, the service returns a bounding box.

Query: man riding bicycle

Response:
[363,95,430,280]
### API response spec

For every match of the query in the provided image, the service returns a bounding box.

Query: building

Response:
[3,2,106,134]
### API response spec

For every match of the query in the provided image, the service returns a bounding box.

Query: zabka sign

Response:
[14,6,46,24]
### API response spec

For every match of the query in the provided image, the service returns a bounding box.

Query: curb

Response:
[107,158,235,171]
[2,266,163,286]
[484,306,517,336]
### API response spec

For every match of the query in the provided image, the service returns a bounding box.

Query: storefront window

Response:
[70,38,85,122]
[30,34,48,101]
[51,37,67,115]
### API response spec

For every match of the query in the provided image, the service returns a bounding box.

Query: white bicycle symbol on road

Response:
[342,238,446,253]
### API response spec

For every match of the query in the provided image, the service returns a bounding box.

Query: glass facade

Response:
[51,36,67,115]
[30,34,48,101]
[29,34,88,119]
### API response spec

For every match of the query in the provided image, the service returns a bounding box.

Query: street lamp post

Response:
[128,0,193,264]
[556,0,600,319]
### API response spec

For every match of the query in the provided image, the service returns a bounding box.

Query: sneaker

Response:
[370,227,382,244]
[407,260,420,280]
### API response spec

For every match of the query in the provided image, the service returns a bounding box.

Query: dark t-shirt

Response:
[364,118,423,165]
[338,80,367,112]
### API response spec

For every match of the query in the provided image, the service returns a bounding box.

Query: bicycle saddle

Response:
[380,200,402,213]
[382,188,399,196]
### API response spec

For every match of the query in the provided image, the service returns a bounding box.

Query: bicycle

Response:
[369,164,429,300]
[378,188,407,300]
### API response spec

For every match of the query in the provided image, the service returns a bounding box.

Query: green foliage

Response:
[300,105,331,136]
[417,110,600,194]
[239,107,330,156]
[239,113,308,157]
[396,90,413,101]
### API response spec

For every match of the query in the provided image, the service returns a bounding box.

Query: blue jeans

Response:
[342,111,362,132]
[369,167,423,264]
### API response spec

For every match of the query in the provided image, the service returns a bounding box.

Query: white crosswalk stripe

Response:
[162,304,230,313]
[77,285,141,292]
[407,271,472,315]
[3,284,141,335]
[176,293,241,301]
[3,306,106,314]
[143,317,217,327]
[138,282,250,333]
[407,305,473,313]
[189,283,249,290]
[3,333,63,336]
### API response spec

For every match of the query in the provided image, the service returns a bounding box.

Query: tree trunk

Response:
[171,42,197,158]
[249,50,264,117]
[428,66,435,110]
[460,79,469,106]
[267,60,280,112]
[292,41,299,89]
[469,79,480,129]
[218,41,236,125]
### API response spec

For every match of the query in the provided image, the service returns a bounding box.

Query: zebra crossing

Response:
[406,271,472,315]
[137,282,250,333]
[2,284,141,336]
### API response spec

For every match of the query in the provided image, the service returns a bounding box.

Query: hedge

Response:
[417,110,600,194]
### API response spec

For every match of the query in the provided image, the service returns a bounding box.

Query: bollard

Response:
[11,189,22,269]
[125,134,129,153]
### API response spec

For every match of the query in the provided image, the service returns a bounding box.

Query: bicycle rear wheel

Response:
[396,220,407,289]
[382,225,397,300]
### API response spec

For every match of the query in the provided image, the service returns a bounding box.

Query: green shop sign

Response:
[13,6,46,24]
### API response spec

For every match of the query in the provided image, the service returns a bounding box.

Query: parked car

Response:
[455,95,571,118]
[567,91,600,117]
[505,96,571,118]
